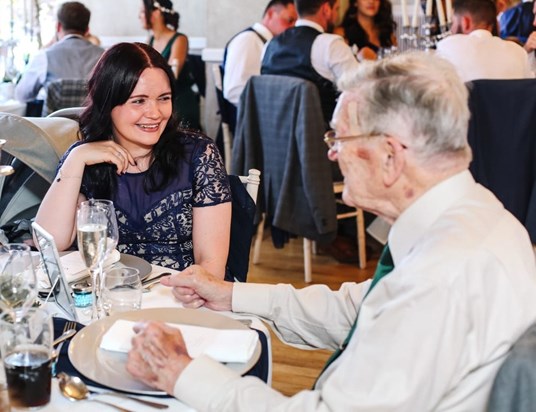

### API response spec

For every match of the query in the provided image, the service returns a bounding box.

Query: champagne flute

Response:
[76,203,108,320]
[0,244,37,314]
[81,199,119,261]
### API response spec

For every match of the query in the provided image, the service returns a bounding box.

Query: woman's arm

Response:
[35,141,134,250]
[192,202,232,279]
[168,34,189,78]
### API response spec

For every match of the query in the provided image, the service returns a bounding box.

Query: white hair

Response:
[333,52,472,168]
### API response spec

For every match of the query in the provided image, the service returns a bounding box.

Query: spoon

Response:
[58,372,168,410]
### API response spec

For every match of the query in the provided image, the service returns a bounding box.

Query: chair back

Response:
[225,169,261,282]
[0,113,79,228]
[488,322,536,412]
[232,75,337,244]
[47,106,84,121]
[44,79,88,116]
[467,79,536,242]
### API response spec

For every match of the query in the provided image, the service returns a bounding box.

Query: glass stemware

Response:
[76,203,108,320]
[0,244,37,314]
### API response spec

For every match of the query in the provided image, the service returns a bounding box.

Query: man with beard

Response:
[436,0,533,82]
[261,0,359,123]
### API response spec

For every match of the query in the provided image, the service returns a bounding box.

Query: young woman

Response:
[35,42,231,279]
[139,0,201,130]
[336,0,397,61]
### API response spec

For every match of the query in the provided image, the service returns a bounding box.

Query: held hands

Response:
[69,141,136,175]
[126,321,191,394]
[160,265,233,311]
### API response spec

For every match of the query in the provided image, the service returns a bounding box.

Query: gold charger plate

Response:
[68,308,261,395]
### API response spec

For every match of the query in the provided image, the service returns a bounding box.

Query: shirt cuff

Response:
[232,282,275,316]
[173,355,240,409]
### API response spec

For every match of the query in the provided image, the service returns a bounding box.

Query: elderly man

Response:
[436,0,533,82]
[126,53,536,411]
[261,0,359,123]
[15,1,104,103]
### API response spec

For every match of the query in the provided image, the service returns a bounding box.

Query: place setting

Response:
[0,200,266,411]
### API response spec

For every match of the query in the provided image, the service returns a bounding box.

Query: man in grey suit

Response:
[15,1,104,103]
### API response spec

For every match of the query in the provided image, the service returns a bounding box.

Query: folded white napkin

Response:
[37,249,121,288]
[100,319,258,364]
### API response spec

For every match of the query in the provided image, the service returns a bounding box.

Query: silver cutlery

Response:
[58,372,168,410]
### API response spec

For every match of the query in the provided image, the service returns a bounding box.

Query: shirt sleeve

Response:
[192,138,232,207]
[223,32,264,106]
[311,34,359,85]
[14,50,48,102]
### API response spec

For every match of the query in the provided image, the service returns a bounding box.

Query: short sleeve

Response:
[192,139,232,206]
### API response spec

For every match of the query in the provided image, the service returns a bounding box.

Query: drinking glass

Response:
[76,203,108,320]
[0,244,37,313]
[102,267,142,316]
[0,308,53,410]
[81,199,119,259]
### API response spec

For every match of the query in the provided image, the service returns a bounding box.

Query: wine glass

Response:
[76,203,108,320]
[0,244,37,314]
[81,199,119,260]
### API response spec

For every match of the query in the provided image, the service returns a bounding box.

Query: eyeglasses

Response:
[323,130,386,150]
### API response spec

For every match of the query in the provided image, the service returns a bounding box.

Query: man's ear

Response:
[461,15,473,34]
[382,137,406,187]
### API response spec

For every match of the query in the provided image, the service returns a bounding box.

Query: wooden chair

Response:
[233,75,366,283]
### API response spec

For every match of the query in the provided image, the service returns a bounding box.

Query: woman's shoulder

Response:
[176,129,214,147]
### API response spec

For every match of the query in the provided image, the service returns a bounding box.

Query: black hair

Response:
[78,42,183,199]
[263,0,295,16]
[453,0,497,27]
[342,0,397,48]
[57,1,91,33]
[142,0,180,30]
[295,0,336,16]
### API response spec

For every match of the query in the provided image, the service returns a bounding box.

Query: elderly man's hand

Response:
[126,321,191,394]
[160,264,234,310]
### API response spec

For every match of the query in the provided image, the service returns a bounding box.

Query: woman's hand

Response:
[69,141,136,174]
[358,46,378,61]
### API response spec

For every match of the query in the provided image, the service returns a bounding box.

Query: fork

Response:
[53,321,77,377]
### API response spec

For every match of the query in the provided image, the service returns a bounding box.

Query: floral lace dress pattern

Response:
[113,134,231,270]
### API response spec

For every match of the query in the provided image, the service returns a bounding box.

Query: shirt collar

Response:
[252,22,274,41]
[388,170,476,266]
[60,33,87,42]
[468,29,492,38]
[295,19,324,33]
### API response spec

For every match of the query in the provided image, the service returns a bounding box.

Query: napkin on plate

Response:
[37,249,121,288]
[100,319,258,364]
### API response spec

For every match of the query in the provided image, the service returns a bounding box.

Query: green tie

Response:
[315,245,395,385]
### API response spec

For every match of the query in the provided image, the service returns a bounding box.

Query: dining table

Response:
[28,262,272,412]
[0,99,26,116]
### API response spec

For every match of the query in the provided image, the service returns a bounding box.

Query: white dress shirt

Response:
[223,23,273,106]
[436,29,534,82]
[173,171,536,411]
[289,19,359,85]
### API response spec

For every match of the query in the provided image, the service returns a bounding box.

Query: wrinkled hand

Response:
[524,32,536,52]
[69,141,135,174]
[126,321,191,394]
[160,265,233,311]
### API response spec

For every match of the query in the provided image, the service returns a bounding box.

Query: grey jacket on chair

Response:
[231,75,337,244]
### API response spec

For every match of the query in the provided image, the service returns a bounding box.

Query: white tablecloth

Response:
[38,264,272,411]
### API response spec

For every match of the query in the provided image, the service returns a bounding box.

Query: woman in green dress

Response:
[139,0,201,130]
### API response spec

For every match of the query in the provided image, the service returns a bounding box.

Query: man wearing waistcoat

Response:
[261,0,359,124]
[15,1,104,103]
[222,0,297,109]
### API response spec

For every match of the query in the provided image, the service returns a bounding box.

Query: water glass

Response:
[102,267,142,316]
[0,244,37,313]
[0,308,53,410]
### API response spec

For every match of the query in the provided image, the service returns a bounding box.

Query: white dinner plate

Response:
[106,253,153,282]
[68,308,262,395]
